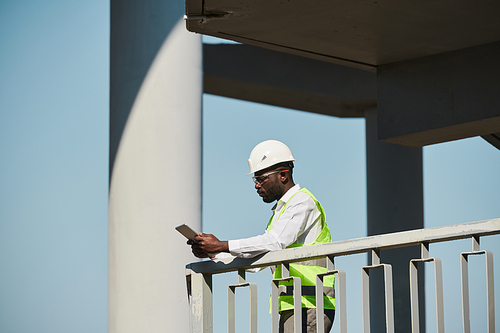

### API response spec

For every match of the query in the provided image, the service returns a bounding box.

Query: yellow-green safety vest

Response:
[267,188,335,312]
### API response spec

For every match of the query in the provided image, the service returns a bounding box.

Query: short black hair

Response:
[273,161,294,176]
[273,161,294,169]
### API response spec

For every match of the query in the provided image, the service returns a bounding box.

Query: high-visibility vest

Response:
[267,188,335,312]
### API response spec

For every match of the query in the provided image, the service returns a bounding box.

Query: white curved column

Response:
[109,13,202,333]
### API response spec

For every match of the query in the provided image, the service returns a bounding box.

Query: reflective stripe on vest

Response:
[267,188,335,312]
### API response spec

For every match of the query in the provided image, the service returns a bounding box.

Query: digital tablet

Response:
[175,224,199,241]
[176,224,219,257]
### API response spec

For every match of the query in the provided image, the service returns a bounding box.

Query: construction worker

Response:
[189,140,335,333]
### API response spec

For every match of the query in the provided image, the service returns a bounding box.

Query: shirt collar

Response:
[272,184,301,211]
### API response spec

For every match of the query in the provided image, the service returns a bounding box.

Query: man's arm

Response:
[189,193,317,259]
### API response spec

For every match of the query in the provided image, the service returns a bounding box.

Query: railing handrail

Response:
[186,218,500,274]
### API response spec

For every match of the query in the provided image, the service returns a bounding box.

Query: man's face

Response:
[253,169,284,203]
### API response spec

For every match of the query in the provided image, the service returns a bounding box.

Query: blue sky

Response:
[1,1,499,332]
[0,1,109,332]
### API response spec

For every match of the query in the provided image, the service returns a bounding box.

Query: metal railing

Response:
[186,218,499,333]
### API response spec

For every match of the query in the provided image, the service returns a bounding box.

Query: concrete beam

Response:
[482,132,500,150]
[203,44,377,118]
[377,41,500,147]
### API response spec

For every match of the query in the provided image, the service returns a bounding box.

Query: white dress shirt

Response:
[227,184,323,259]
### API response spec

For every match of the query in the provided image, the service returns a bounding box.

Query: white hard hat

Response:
[247,140,296,175]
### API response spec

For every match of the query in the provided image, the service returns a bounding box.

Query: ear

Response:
[279,170,289,184]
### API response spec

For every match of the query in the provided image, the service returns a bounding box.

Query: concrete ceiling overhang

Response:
[185,0,500,72]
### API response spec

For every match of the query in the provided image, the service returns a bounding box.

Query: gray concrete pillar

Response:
[109,1,202,332]
[365,108,425,332]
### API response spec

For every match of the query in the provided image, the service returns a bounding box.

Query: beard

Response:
[261,182,283,203]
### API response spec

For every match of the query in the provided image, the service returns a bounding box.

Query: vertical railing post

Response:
[316,255,347,333]
[384,265,395,333]
[410,255,444,332]
[461,250,470,333]
[410,260,419,333]
[228,269,258,333]
[228,279,236,333]
[485,251,495,333]
[271,262,302,333]
[372,249,381,265]
[189,268,213,333]
[271,274,280,333]
[362,250,394,333]
[421,242,429,259]
[316,272,325,333]
[472,235,480,252]
[461,236,495,333]
[249,282,258,333]
[238,269,246,284]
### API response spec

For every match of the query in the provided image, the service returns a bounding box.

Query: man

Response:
[189,140,335,333]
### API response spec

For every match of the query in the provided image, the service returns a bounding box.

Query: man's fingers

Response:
[191,246,209,258]
[190,241,210,258]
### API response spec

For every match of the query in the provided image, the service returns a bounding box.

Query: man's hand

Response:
[187,233,229,258]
